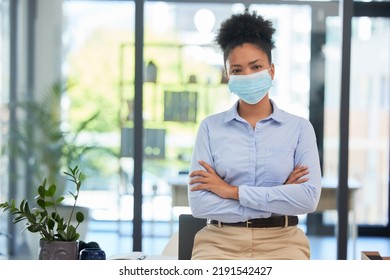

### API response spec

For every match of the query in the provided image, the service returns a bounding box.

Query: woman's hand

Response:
[284,165,309,184]
[189,160,238,200]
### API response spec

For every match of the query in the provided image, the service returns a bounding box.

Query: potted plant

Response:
[0,166,85,260]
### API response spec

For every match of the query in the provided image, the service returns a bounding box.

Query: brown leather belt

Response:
[208,215,298,228]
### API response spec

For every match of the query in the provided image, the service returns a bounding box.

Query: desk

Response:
[317,177,361,212]
[317,186,358,211]
[316,183,360,241]
[171,185,189,207]
[169,175,190,208]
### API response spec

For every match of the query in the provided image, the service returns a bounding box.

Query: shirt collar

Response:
[224,99,286,124]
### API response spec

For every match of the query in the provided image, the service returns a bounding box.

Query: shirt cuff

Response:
[238,185,265,211]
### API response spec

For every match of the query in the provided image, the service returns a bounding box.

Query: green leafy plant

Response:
[8,79,102,190]
[0,166,85,242]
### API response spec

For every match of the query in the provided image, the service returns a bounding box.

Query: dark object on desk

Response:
[79,248,106,260]
[178,214,207,260]
[79,240,105,260]
[78,240,101,254]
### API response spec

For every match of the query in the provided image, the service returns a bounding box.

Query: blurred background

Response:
[0,0,389,260]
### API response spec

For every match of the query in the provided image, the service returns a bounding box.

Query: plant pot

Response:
[27,205,89,259]
[39,239,79,260]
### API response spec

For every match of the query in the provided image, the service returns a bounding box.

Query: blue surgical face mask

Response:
[227,68,273,105]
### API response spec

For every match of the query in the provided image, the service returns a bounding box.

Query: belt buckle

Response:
[283,215,288,228]
[207,219,222,227]
[246,220,252,228]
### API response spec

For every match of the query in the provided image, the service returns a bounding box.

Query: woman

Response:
[188,10,322,260]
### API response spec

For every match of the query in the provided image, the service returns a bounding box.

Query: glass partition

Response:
[349,17,389,227]
[62,0,135,255]
[322,15,390,258]
[323,17,390,226]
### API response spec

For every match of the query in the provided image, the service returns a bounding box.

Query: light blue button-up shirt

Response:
[188,100,322,223]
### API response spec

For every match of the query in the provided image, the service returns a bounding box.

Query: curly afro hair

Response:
[215,10,275,65]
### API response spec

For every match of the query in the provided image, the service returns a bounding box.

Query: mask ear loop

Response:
[267,64,274,73]
[267,64,274,79]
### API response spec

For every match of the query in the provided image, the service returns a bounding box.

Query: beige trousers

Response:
[191,224,310,260]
